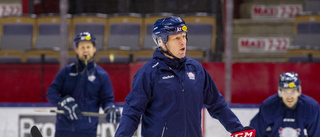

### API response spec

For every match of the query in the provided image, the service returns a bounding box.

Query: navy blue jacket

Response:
[46,60,114,136]
[250,94,320,137]
[115,49,243,137]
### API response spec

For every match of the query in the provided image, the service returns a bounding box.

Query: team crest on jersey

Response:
[279,127,300,137]
[187,72,195,80]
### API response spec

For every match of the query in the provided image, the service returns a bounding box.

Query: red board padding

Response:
[1,63,320,104]
[0,64,59,102]
[203,63,320,103]
[0,64,130,103]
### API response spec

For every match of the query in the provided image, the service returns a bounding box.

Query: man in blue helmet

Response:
[115,16,255,137]
[46,32,121,137]
[250,72,320,137]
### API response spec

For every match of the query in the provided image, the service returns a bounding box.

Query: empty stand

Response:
[292,34,320,48]
[0,15,36,63]
[286,48,320,62]
[107,13,142,50]
[286,34,320,63]
[35,14,71,50]
[304,0,320,13]
[234,19,294,35]
[182,13,216,62]
[24,49,60,63]
[0,50,24,63]
[286,14,320,63]
[28,14,71,63]
[71,13,108,50]
[0,16,36,51]
[98,13,142,63]
[231,0,300,62]
[294,15,320,34]
[95,50,133,63]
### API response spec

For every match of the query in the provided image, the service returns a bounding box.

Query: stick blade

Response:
[30,125,43,137]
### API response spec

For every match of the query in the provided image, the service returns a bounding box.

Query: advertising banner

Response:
[238,37,290,53]
[251,4,302,19]
[0,4,22,17]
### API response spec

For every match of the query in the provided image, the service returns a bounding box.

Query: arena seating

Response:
[0,15,36,63]
[24,49,60,63]
[0,13,216,63]
[304,0,320,13]
[287,14,320,62]
[95,13,142,63]
[71,13,108,50]
[231,0,304,62]
[182,13,216,62]
[24,14,70,63]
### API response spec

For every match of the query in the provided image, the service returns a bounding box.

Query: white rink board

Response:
[0,105,258,137]
[204,108,259,137]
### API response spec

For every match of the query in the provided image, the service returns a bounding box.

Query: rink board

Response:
[0,103,258,137]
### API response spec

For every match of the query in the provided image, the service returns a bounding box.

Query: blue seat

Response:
[297,22,320,34]
[182,14,216,62]
[292,34,320,50]
[305,0,320,13]
[1,35,33,51]
[0,16,36,51]
[72,14,108,50]
[36,24,62,50]
[108,23,141,50]
[97,14,142,63]
[38,24,61,35]
[3,24,33,35]
[35,16,71,50]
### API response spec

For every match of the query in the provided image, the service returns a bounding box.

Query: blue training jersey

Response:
[250,94,320,137]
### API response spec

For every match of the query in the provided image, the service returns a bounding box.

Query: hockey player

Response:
[46,32,121,137]
[115,16,255,137]
[250,72,320,137]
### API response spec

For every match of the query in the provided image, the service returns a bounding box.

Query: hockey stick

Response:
[34,109,107,117]
[30,125,43,137]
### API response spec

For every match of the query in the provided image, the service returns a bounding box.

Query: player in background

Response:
[46,32,121,137]
[115,16,255,137]
[250,72,320,137]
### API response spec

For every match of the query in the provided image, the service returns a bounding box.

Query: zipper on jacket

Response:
[178,70,187,137]
[161,122,167,137]
[171,68,187,137]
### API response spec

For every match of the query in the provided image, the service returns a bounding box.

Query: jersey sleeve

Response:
[115,68,152,136]
[305,101,320,136]
[46,67,68,106]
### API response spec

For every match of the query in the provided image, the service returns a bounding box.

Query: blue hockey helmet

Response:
[278,72,301,95]
[152,16,188,47]
[73,32,96,48]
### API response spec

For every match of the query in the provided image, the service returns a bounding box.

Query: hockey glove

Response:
[104,105,121,123]
[231,126,256,137]
[58,95,82,120]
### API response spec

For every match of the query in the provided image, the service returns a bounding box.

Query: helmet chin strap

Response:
[159,45,180,60]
